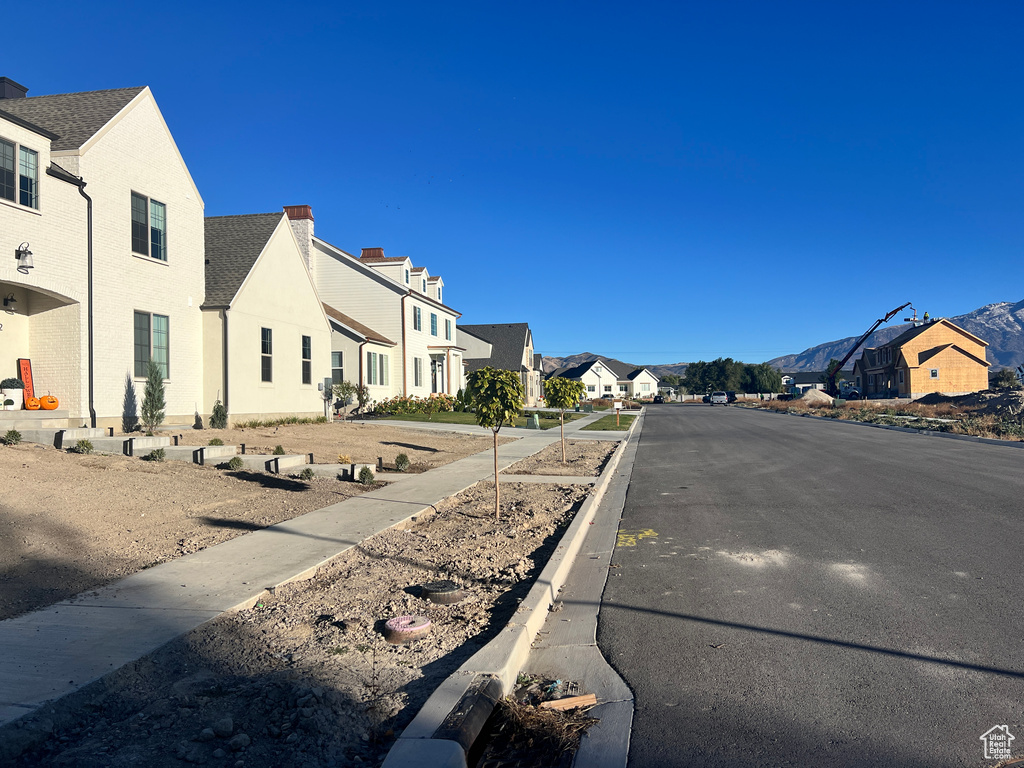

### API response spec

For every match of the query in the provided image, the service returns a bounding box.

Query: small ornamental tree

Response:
[544,377,586,463]
[333,381,357,420]
[140,358,166,434]
[466,366,524,519]
[355,384,371,415]
[210,398,228,429]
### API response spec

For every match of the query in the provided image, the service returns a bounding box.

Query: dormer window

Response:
[422,279,427,293]
[405,269,409,284]
[437,287,442,302]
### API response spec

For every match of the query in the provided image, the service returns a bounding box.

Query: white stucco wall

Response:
[224,219,330,420]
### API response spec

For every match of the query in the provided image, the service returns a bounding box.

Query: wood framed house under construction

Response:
[852,318,990,399]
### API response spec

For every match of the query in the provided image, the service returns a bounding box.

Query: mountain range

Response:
[766,300,1024,372]
[543,300,1024,378]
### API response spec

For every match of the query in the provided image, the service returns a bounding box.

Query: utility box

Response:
[525,414,540,429]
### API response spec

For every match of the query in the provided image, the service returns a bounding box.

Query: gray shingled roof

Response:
[202,213,283,308]
[460,323,531,373]
[322,303,395,346]
[0,87,145,151]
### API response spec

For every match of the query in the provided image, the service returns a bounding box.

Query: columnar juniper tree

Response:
[122,372,140,433]
[141,358,166,434]
[544,377,586,463]
[466,366,524,520]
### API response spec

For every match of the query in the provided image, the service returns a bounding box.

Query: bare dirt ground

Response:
[173,421,509,469]
[6,481,592,768]
[505,439,617,476]
[0,423,502,621]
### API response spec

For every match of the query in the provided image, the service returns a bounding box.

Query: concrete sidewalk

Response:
[0,413,610,730]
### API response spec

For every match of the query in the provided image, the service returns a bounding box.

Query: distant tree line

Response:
[680,358,783,394]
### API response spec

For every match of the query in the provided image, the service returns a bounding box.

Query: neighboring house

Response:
[201,213,331,423]
[287,207,464,402]
[458,323,542,406]
[549,357,660,401]
[623,367,659,399]
[785,372,828,394]
[852,317,989,398]
[0,77,205,428]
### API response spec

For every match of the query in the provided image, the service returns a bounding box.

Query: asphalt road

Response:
[598,404,1024,767]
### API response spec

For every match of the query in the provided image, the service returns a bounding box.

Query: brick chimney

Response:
[0,77,28,100]
[284,205,314,275]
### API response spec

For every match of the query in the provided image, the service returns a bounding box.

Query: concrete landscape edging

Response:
[741,404,1024,450]
[382,414,642,768]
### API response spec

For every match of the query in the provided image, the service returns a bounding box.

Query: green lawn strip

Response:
[380,411,583,429]
[581,414,635,431]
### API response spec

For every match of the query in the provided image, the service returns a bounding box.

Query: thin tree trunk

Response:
[560,411,566,463]
[493,429,500,520]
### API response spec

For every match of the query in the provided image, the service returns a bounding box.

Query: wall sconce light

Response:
[2,294,15,314]
[15,242,33,274]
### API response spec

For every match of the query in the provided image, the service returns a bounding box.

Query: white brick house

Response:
[0,77,204,428]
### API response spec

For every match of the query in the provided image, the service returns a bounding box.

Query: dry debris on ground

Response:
[505,440,616,477]
[0,422,502,621]
[6,481,591,768]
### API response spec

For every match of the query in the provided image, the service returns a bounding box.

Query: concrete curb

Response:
[742,404,1024,449]
[382,412,643,768]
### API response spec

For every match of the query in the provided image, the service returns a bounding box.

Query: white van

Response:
[710,391,728,405]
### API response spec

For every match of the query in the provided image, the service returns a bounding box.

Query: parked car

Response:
[726,391,738,403]
[710,391,728,405]
[702,394,711,403]
[845,389,861,400]
[653,395,664,404]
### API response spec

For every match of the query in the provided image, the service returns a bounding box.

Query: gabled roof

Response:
[202,213,283,308]
[548,357,627,381]
[410,267,427,274]
[626,367,658,381]
[883,318,988,350]
[322,303,395,346]
[0,87,145,151]
[917,343,989,368]
[460,323,532,373]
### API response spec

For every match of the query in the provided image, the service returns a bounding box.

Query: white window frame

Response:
[301,335,312,385]
[413,306,422,331]
[261,327,273,382]
[414,357,423,387]
[587,384,596,393]
[430,312,438,336]
[331,351,344,385]
[930,369,939,379]
[445,318,452,341]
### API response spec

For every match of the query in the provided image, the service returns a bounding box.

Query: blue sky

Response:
[17,1,1024,364]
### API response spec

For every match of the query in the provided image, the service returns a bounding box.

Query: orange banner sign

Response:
[17,358,34,401]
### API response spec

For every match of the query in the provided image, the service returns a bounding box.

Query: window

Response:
[430,313,438,336]
[261,328,273,382]
[0,138,39,209]
[133,311,169,378]
[413,306,422,331]
[332,352,344,385]
[898,370,904,384]
[930,369,939,379]
[445,319,452,341]
[414,357,423,387]
[641,383,651,392]
[619,384,628,392]
[604,385,612,393]
[868,374,875,386]
[587,384,596,392]
[422,279,427,292]
[437,287,442,303]
[366,352,388,386]
[405,269,410,284]
[301,335,312,385]
[131,192,167,260]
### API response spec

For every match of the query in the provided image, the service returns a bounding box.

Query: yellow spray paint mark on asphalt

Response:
[616,529,659,547]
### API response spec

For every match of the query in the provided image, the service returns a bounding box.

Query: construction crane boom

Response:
[826,302,913,397]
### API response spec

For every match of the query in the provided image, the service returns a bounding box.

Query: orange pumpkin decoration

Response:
[25,397,40,410]
[40,395,59,410]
